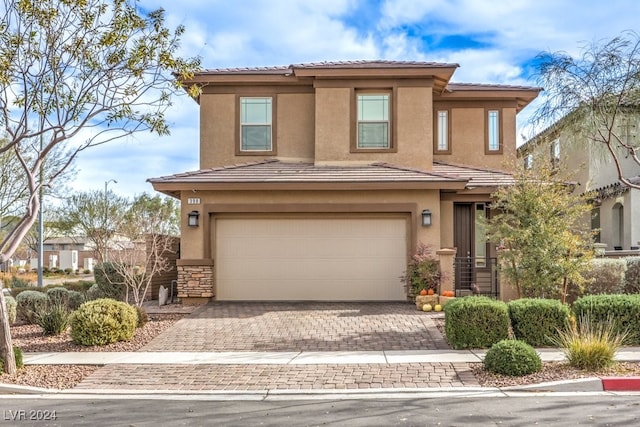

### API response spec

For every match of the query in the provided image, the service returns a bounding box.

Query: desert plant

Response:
[444,296,510,349]
[46,287,70,307]
[35,303,72,335]
[552,315,629,370]
[70,299,137,346]
[85,283,102,301]
[67,291,85,310]
[580,258,627,296]
[3,295,17,325]
[15,290,49,324]
[572,294,640,344]
[483,339,542,376]
[508,298,570,347]
[402,243,441,296]
[135,305,148,328]
[0,346,23,371]
[93,262,126,301]
[624,257,640,294]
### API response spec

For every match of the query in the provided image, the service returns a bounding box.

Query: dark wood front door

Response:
[454,203,473,291]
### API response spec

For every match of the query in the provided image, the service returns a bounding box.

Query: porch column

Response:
[176,259,214,305]
[436,248,456,294]
[497,250,519,302]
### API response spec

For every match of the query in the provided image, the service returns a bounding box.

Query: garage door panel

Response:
[216,217,408,301]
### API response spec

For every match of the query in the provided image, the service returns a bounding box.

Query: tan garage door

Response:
[215,217,408,301]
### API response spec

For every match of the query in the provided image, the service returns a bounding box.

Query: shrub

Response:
[444,296,509,349]
[135,305,148,328]
[46,287,69,307]
[85,283,102,301]
[508,298,570,347]
[36,303,72,335]
[7,275,31,288]
[63,268,73,275]
[582,258,627,296]
[572,294,640,344]
[60,280,95,293]
[483,339,542,376]
[552,315,628,370]
[402,243,441,296]
[70,299,137,346]
[624,257,640,294]
[4,295,17,325]
[67,290,85,310]
[10,287,45,300]
[93,263,126,301]
[0,346,24,372]
[16,290,49,324]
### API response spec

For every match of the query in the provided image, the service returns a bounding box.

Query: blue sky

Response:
[69,0,640,198]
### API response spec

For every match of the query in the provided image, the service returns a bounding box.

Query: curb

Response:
[601,377,640,391]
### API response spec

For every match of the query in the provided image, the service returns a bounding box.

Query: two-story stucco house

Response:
[518,118,640,253]
[149,61,540,303]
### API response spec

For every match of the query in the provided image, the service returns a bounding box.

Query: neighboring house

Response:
[518,116,640,253]
[150,60,540,303]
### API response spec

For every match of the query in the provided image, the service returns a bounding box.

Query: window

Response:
[240,97,273,152]
[474,203,487,267]
[591,208,601,243]
[550,139,560,166]
[524,153,533,170]
[357,93,390,149]
[434,110,450,153]
[486,109,501,153]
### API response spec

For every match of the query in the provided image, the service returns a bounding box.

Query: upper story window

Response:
[550,139,560,166]
[486,109,502,153]
[434,110,450,154]
[524,153,533,170]
[356,92,390,150]
[239,97,274,153]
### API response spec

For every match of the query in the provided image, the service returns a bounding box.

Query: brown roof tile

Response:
[432,162,515,188]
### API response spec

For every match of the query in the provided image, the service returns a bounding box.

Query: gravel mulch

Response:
[1,312,184,390]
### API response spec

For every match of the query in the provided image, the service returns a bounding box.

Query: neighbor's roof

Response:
[149,159,515,197]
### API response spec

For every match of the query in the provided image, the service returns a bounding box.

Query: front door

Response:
[453,203,493,295]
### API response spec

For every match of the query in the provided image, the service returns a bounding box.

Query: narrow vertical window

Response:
[240,97,272,152]
[357,93,390,149]
[474,203,487,267]
[436,110,449,152]
[550,139,560,166]
[524,153,533,170]
[487,110,500,152]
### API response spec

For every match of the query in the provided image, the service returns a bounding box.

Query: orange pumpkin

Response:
[427,289,434,296]
[419,289,427,296]
[442,291,455,297]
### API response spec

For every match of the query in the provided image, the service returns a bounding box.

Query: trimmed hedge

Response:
[483,339,542,376]
[582,258,627,295]
[572,294,640,344]
[508,298,570,347]
[444,296,509,349]
[70,298,137,346]
[624,257,640,294]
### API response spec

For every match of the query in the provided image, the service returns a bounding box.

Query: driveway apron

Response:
[141,302,449,352]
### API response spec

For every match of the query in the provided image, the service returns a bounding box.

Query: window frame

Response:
[350,88,397,153]
[550,138,560,167]
[434,109,451,154]
[236,95,277,156]
[485,108,502,154]
[524,153,533,170]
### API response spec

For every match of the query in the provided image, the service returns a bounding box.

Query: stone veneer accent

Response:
[176,260,214,302]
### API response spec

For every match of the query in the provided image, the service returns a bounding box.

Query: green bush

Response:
[67,290,85,310]
[444,296,509,349]
[402,243,441,296]
[36,303,72,335]
[572,294,640,344]
[553,315,628,370]
[135,305,148,328]
[624,257,640,294]
[85,283,102,301]
[70,299,137,346]
[0,346,24,372]
[93,263,126,301]
[3,295,17,325]
[7,276,30,288]
[582,258,627,295]
[46,287,69,307]
[508,298,570,347]
[10,287,44,300]
[483,339,542,376]
[16,290,48,324]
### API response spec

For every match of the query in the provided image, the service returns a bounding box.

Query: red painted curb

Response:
[601,377,640,391]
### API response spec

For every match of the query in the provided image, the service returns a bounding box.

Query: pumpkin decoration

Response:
[427,288,435,296]
[442,291,455,297]
[419,289,428,296]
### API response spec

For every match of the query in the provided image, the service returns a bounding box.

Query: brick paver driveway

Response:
[142,302,449,352]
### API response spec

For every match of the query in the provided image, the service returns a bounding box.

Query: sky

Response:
[68,0,640,198]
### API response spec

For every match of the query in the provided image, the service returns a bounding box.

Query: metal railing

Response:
[453,257,499,298]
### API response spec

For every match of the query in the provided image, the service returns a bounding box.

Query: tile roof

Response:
[149,160,515,190]
[447,82,542,92]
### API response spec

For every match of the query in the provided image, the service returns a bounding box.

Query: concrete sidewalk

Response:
[22,347,640,365]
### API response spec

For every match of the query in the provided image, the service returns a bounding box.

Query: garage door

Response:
[215,217,408,301]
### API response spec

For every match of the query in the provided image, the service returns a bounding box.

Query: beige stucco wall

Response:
[277,93,315,161]
[199,93,235,169]
[314,88,351,163]
[180,189,443,260]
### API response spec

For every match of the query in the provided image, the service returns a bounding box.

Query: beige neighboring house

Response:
[149,60,540,303]
[518,117,640,253]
